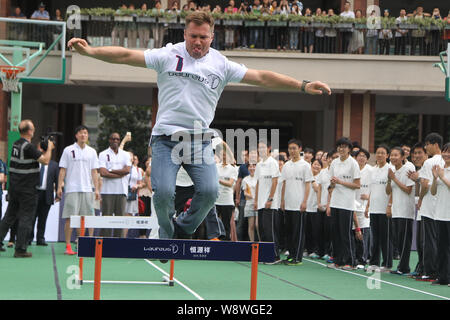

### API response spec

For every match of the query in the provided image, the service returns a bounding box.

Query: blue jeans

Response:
[150,135,219,239]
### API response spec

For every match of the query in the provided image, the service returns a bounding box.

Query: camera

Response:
[40,131,63,150]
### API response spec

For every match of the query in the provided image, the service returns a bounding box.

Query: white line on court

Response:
[304,258,450,300]
[144,259,205,300]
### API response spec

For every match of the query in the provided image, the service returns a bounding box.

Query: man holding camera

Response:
[28,140,60,246]
[0,120,54,257]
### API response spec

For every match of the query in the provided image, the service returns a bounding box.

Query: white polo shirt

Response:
[390,164,415,219]
[318,168,331,208]
[242,174,257,206]
[435,167,450,222]
[306,174,320,213]
[329,156,361,211]
[355,164,372,213]
[255,156,281,210]
[281,159,313,211]
[99,147,131,195]
[368,163,390,214]
[215,163,238,206]
[419,154,444,220]
[144,42,248,136]
[59,143,99,193]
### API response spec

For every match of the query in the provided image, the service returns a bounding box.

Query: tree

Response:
[374,113,419,148]
[97,105,151,165]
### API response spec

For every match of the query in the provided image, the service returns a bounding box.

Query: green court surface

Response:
[0,242,448,300]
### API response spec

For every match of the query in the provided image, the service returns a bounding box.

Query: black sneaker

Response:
[431,280,448,285]
[159,260,168,264]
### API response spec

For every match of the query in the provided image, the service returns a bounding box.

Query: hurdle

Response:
[78,236,275,300]
[70,215,171,286]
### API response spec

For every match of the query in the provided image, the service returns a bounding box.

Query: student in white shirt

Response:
[68,11,331,242]
[254,140,282,263]
[339,1,355,53]
[386,147,415,275]
[242,163,258,242]
[215,149,238,241]
[318,150,337,261]
[123,152,144,238]
[280,139,312,265]
[275,155,286,255]
[407,142,428,277]
[57,126,100,255]
[430,142,450,285]
[418,133,445,281]
[365,144,393,271]
[353,148,372,268]
[98,132,131,238]
[306,159,323,259]
[326,137,360,270]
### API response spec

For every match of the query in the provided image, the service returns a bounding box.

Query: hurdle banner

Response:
[78,236,275,300]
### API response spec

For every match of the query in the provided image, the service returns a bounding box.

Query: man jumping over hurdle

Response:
[68,11,331,241]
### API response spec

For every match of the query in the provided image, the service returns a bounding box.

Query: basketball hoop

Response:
[0,65,25,92]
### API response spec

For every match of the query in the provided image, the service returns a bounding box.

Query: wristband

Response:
[267,197,274,202]
[355,227,361,233]
[301,80,311,93]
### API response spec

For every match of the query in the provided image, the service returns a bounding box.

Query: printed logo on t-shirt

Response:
[167,71,222,90]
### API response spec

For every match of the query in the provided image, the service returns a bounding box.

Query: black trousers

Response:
[258,208,281,259]
[0,189,38,252]
[138,196,152,237]
[309,211,326,257]
[305,211,314,254]
[236,201,248,241]
[29,190,51,243]
[437,220,450,284]
[392,218,413,273]
[284,210,305,261]
[369,213,393,268]
[278,209,287,251]
[394,36,406,55]
[330,208,355,266]
[422,216,439,278]
[353,227,370,265]
[414,220,424,274]
[216,205,234,241]
[411,37,425,56]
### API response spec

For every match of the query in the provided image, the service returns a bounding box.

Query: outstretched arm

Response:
[242,69,331,95]
[68,38,146,68]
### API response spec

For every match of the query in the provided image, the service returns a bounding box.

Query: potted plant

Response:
[354,17,367,29]
[78,8,90,21]
[267,14,288,27]
[244,12,265,27]
[136,9,157,23]
[222,13,244,26]
[114,8,135,22]
[163,10,178,24]
[88,7,114,21]
[311,14,330,28]
[336,16,354,29]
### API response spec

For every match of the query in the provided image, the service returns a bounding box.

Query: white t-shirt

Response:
[242,174,257,206]
[272,177,283,210]
[59,143,99,193]
[355,165,372,212]
[329,156,361,211]
[435,167,450,221]
[144,42,248,136]
[127,165,143,189]
[281,159,313,211]
[215,163,238,206]
[255,156,281,210]
[176,166,193,187]
[390,164,415,219]
[318,168,331,208]
[368,163,390,214]
[419,154,445,219]
[306,174,320,212]
[99,147,132,195]
[340,10,355,19]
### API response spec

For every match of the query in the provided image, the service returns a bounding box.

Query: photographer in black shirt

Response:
[0,120,54,257]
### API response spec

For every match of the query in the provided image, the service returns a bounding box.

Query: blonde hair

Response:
[185,10,214,31]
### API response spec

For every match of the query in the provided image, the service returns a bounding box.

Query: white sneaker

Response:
[303,251,308,257]
[283,250,289,256]
[356,264,365,270]
[366,265,381,273]
[327,263,337,269]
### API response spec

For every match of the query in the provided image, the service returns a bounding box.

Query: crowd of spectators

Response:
[6,1,450,55]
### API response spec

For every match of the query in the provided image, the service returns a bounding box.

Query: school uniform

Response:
[329,156,360,266]
[215,163,238,241]
[434,166,450,284]
[318,168,333,257]
[256,156,281,259]
[419,154,444,279]
[390,164,415,274]
[281,159,313,261]
[353,165,372,266]
[306,173,321,256]
[368,163,393,268]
